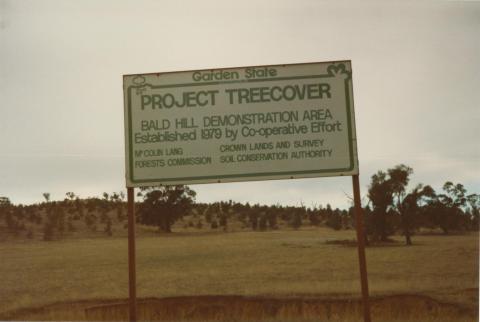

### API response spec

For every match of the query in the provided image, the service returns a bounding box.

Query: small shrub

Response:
[291,212,302,229]
[211,219,218,229]
[326,213,342,230]
[43,223,55,241]
[104,218,113,236]
[259,215,267,231]
[67,219,76,232]
[219,213,228,231]
[249,212,259,230]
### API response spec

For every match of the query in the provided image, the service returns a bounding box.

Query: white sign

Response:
[123,61,358,187]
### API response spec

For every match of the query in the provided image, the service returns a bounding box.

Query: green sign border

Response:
[125,62,356,185]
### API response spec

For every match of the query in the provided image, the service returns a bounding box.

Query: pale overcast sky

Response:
[0,0,479,208]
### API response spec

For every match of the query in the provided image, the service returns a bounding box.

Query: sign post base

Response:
[352,174,371,322]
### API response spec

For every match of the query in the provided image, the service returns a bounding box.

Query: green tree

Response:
[65,192,76,200]
[218,203,228,231]
[258,214,267,231]
[42,193,50,203]
[266,207,278,229]
[43,202,66,240]
[67,217,76,232]
[326,208,342,230]
[290,209,303,229]
[368,164,434,244]
[42,193,56,241]
[466,193,479,230]
[308,207,321,226]
[74,197,85,220]
[137,185,196,233]
[0,197,10,207]
[388,165,414,244]
[111,192,125,222]
[210,219,219,229]
[0,197,11,222]
[85,213,97,232]
[104,217,113,236]
[99,193,111,223]
[43,221,55,241]
[433,182,468,233]
[249,206,260,230]
[397,184,435,245]
[204,205,214,223]
[367,171,394,242]
[388,165,413,209]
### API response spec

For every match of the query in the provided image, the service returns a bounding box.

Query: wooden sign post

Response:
[127,187,137,322]
[353,174,371,322]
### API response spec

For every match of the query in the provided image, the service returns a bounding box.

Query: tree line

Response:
[0,192,126,241]
[0,164,478,244]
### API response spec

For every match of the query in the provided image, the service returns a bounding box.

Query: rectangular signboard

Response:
[123,61,358,187]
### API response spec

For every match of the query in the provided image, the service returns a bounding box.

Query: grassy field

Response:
[0,227,478,321]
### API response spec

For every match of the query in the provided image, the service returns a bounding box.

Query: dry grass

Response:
[0,227,478,321]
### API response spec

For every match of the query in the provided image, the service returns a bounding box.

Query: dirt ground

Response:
[4,291,478,322]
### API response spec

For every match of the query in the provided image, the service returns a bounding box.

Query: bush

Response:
[26,229,34,239]
[211,219,218,229]
[259,214,267,231]
[104,218,113,236]
[249,212,259,230]
[267,211,278,229]
[67,219,76,232]
[309,212,321,226]
[291,212,302,229]
[43,222,55,241]
[326,213,342,230]
[219,213,228,229]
